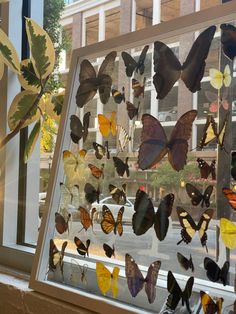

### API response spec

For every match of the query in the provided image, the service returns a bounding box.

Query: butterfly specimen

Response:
[101,205,124,236]
[76,51,117,108]
[98,112,117,137]
[222,187,236,210]
[96,262,120,298]
[88,163,104,179]
[200,291,224,314]
[231,152,236,181]
[49,239,68,275]
[199,114,228,150]
[63,149,86,181]
[220,23,236,61]
[177,207,214,252]
[122,45,149,77]
[132,77,146,98]
[103,243,115,258]
[133,190,175,241]
[126,101,139,120]
[84,183,100,204]
[117,125,130,152]
[153,25,216,99]
[109,184,126,204]
[93,141,110,160]
[55,212,71,234]
[112,87,125,104]
[70,112,90,144]
[166,271,194,313]
[204,257,229,286]
[209,64,231,90]
[60,183,80,209]
[70,259,88,285]
[74,237,90,257]
[113,157,129,177]
[220,218,236,249]
[125,253,161,304]
[138,110,197,171]
[185,183,213,208]
[177,252,194,272]
[197,158,216,180]
[206,90,229,113]
[78,207,96,231]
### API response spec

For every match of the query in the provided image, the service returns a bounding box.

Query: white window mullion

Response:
[152,0,161,25]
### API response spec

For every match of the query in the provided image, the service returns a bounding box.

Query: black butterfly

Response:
[113,157,129,177]
[220,23,236,61]
[132,189,174,241]
[112,87,125,104]
[122,45,149,77]
[109,184,126,204]
[197,158,216,180]
[103,243,115,258]
[231,152,236,181]
[74,237,90,257]
[132,78,146,98]
[186,183,213,208]
[93,141,110,160]
[138,111,197,171]
[204,257,229,286]
[199,114,228,150]
[84,183,100,204]
[177,252,194,272]
[126,101,139,120]
[153,25,216,99]
[166,271,194,314]
[70,112,90,143]
[177,207,214,252]
[76,51,117,108]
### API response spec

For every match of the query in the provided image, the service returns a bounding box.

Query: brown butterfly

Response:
[138,110,197,171]
[132,77,146,98]
[88,163,104,179]
[200,291,224,314]
[55,212,71,234]
[76,51,117,108]
[78,207,96,232]
[74,237,90,257]
[126,101,139,120]
[153,26,216,99]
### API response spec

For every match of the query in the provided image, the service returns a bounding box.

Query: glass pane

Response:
[200,0,221,10]
[105,7,120,40]
[85,14,99,45]
[136,0,153,30]
[161,0,180,22]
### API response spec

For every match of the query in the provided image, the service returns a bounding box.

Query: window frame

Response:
[30,1,236,312]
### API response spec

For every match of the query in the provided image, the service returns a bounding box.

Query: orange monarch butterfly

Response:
[101,205,124,236]
[88,163,104,179]
[222,187,236,210]
[98,112,116,137]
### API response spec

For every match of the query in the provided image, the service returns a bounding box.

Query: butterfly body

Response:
[98,112,116,137]
[122,45,149,77]
[200,291,224,314]
[55,212,71,234]
[88,163,104,179]
[126,101,139,120]
[138,110,197,171]
[197,158,216,180]
[49,239,67,274]
[70,112,90,143]
[112,87,125,104]
[153,26,216,99]
[166,271,194,313]
[132,78,145,98]
[186,183,213,208]
[113,157,129,177]
[103,243,115,258]
[93,141,110,160]
[222,187,236,210]
[78,207,96,231]
[220,23,236,61]
[125,253,161,304]
[204,257,229,286]
[84,183,100,204]
[177,207,214,251]
[109,184,126,204]
[74,237,90,257]
[96,262,120,297]
[60,183,80,209]
[177,252,194,272]
[76,51,117,108]
[220,218,236,249]
[101,205,124,236]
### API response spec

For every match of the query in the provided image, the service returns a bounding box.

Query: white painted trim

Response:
[152,0,161,25]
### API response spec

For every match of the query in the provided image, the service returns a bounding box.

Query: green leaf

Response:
[51,93,64,115]
[24,120,41,163]
[18,59,41,91]
[25,18,55,80]
[0,28,20,73]
[8,91,40,131]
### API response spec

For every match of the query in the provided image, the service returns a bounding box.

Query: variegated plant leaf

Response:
[24,120,41,163]
[25,18,55,80]
[18,59,41,92]
[0,28,20,74]
[8,91,41,131]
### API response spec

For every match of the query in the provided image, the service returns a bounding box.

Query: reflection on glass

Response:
[85,14,99,45]
[105,7,120,40]
[136,0,153,30]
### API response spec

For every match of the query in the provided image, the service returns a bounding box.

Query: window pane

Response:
[161,0,180,22]
[136,0,153,30]
[85,14,99,45]
[105,7,120,40]
[200,0,221,10]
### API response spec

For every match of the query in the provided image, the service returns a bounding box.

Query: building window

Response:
[105,7,120,40]
[85,14,99,45]
[161,0,180,22]
[135,0,153,30]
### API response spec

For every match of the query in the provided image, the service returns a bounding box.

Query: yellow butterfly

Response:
[220,218,236,249]
[63,149,87,183]
[96,262,120,298]
[209,64,231,90]
[98,112,116,137]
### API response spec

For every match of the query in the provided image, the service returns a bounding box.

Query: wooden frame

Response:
[30,1,236,313]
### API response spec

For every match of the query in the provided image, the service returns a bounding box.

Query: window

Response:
[135,0,153,30]
[30,2,236,314]
[161,0,180,22]
[105,7,120,40]
[85,14,99,45]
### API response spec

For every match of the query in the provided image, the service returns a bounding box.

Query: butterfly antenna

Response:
[177,239,183,245]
